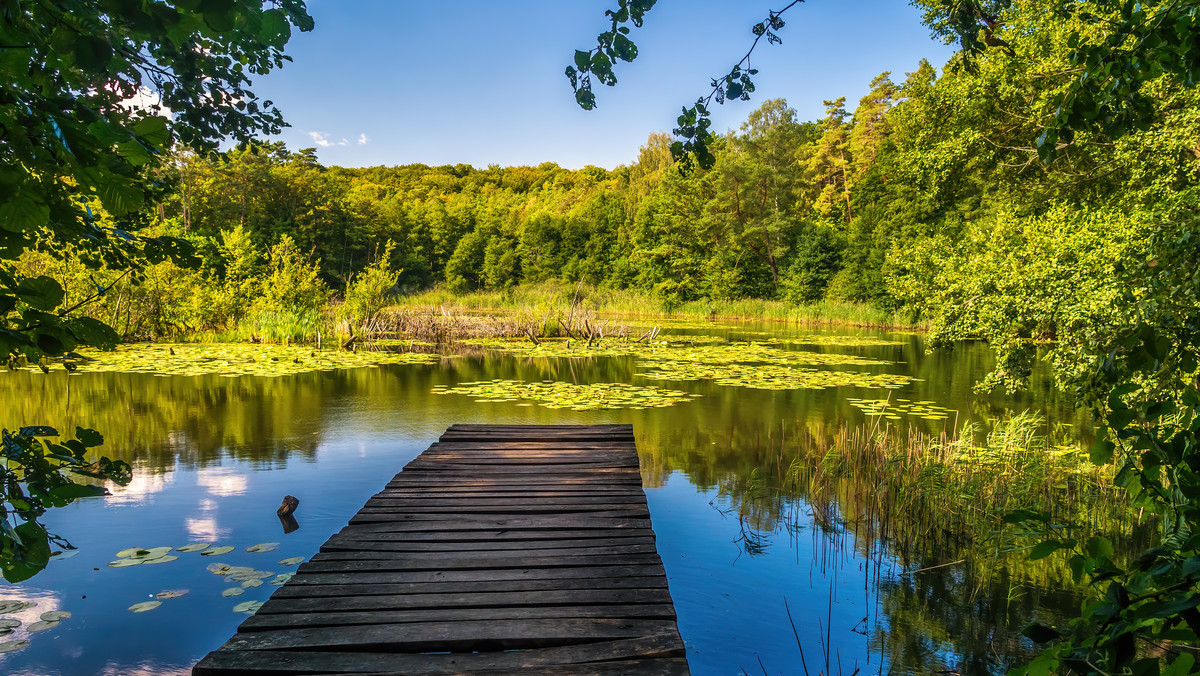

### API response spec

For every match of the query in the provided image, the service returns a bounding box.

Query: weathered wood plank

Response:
[321,535,658,552]
[269,576,669,598]
[195,424,687,675]
[255,588,677,614]
[284,563,668,587]
[194,635,684,675]
[237,604,679,630]
[297,552,665,572]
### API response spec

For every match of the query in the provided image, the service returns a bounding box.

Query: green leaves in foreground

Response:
[432,379,698,411]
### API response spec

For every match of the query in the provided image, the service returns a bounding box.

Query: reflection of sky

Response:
[196,467,248,498]
[0,587,63,646]
[104,468,174,505]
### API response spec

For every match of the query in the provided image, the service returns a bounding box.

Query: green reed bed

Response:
[396,281,925,329]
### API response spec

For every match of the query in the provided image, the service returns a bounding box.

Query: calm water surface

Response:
[0,323,1097,675]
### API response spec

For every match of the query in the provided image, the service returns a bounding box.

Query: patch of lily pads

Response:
[847,398,956,420]
[431,379,699,410]
[638,361,914,391]
[768,335,906,348]
[462,334,726,360]
[15,343,447,377]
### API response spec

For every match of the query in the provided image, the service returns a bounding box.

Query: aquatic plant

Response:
[430,379,699,410]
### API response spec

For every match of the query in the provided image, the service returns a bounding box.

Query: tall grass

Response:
[397,281,925,329]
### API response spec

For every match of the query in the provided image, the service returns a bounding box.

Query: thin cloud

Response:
[306,130,335,147]
[358,133,370,145]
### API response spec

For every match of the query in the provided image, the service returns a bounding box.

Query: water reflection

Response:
[0,325,1109,675]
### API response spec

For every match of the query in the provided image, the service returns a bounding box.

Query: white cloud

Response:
[306,130,335,147]
[358,133,370,145]
[338,138,349,146]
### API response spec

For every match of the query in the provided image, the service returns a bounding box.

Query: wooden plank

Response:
[237,604,679,630]
[221,618,680,652]
[330,527,657,542]
[194,635,684,675]
[269,576,669,598]
[195,424,686,675]
[284,564,668,587]
[321,535,658,552]
[297,552,665,572]
[255,588,677,614]
[309,544,658,561]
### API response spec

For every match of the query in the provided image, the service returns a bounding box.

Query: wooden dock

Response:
[193,424,689,675]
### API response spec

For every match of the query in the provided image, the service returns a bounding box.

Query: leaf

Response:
[259,9,291,47]
[0,640,29,653]
[201,545,235,557]
[246,542,279,553]
[65,317,120,350]
[0,193,50,233]
[131,116,170,147]
[128,601,162,613]
[221,587,244,597]
[1029,540,1065,560]
[1022,621,1062,643]
[277,556,304,566]
[154,590,187,600]
[39,610,70,621]
[1086,536,1114,560]
[26,620,59,632]
[232,600,264,614]
[176,543,211,553]
[14,276,64,311]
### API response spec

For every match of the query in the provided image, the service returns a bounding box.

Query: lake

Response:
[0,321,1122,675]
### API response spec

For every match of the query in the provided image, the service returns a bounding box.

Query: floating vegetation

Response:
[176,543,211,553]
[153,591,187,600]
[0,619,20,629]
[232,600,264,615]
[638,361,913,391]
[0,601,35,614]
[128,601,161,613]
[26,620,58,633]
[0,640,29,653]
[201,546,235,557]
[461,334,725,360]
[638,342,892,368]
[277,557,304,566]
[769,335,905,347]
[847,398,956,420]
[271,572,295,586]
[431,379,699,410]
[246,542,279,553]
[15,343,447,378]
[221,587,244,598]
[39,611,70,621]
[108,546,176,567]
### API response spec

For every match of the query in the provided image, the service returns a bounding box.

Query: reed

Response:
[396,281,926,329]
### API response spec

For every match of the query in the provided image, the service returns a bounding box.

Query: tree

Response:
[0,0,313,581]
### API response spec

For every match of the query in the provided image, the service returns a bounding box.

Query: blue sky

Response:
[254,1,956,169]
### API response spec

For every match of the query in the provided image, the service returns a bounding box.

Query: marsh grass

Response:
[717,412,1141,592]
[397,281,924,329]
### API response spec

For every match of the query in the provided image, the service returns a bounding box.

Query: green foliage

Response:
[343,240,401,333]
[0,0,311,580]
[1,426,130,582]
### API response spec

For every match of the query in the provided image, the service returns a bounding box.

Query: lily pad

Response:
[154,591,187,600]
[142,555,179,565]
[39,611,71,621]
[241,579,263,588]
[246,542,280,553]
[201,546,235,557]
[0,619,21,629]
[0,601,36,614]
[432,379,698,411]
[0,640,29,654]
[221,587,245,598]
[206,563,232,575]
[50,550,79,560]
[232,600,264,615]
[128,601,162,613]
[107,559,142,568]
[271,572,295,586]
[277,557,304,566]
[176,543,211,553]
[26,620,58,633]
